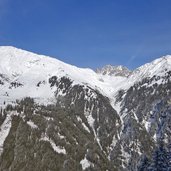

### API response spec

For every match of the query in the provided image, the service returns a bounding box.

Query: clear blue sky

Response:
[0,0,171,69]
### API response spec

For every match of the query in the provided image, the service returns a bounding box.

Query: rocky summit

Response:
[0,46,171,171]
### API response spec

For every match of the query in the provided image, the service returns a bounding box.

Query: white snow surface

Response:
[80,151,94,171]
[0,114,12,155]
[41,136,66,154]
[80,157,91,170]
[0,46,171,107]
[77,116,90,133]
[27,120,38,129]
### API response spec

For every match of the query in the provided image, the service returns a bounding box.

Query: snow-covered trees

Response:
[138,143,171,171]
[148,144,169,171]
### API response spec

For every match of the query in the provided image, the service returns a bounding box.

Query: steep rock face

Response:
[96,65,132,77]
[0,46,171,170]
[114,69,171,170]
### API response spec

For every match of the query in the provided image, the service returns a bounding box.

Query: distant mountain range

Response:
[0,46,171,171]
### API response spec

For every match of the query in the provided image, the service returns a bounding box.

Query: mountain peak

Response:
[132,55,171,79]
[0,46,30,54]
[96,65,132,77]
[0,46,17,50]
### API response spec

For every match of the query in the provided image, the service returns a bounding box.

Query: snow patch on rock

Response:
[41,135,66,154]
[27,120,38,129]
[0,114,12,155]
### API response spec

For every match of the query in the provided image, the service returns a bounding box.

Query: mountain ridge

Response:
[0,46,171,100]
[1,46,171,77]
[0,46,171,170]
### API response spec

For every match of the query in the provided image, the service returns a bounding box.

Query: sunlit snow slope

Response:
[0,46,171,107]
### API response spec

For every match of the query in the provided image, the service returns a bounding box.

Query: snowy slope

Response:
[0,114,12,155]
[0,46,128,106]
[0,46,171,107]
[132,55,171,80]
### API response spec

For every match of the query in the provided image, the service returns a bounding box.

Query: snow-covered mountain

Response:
[96,65,132,77]
[0,46,129,106]
[0,46,171,171]
[0,46,171,105]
